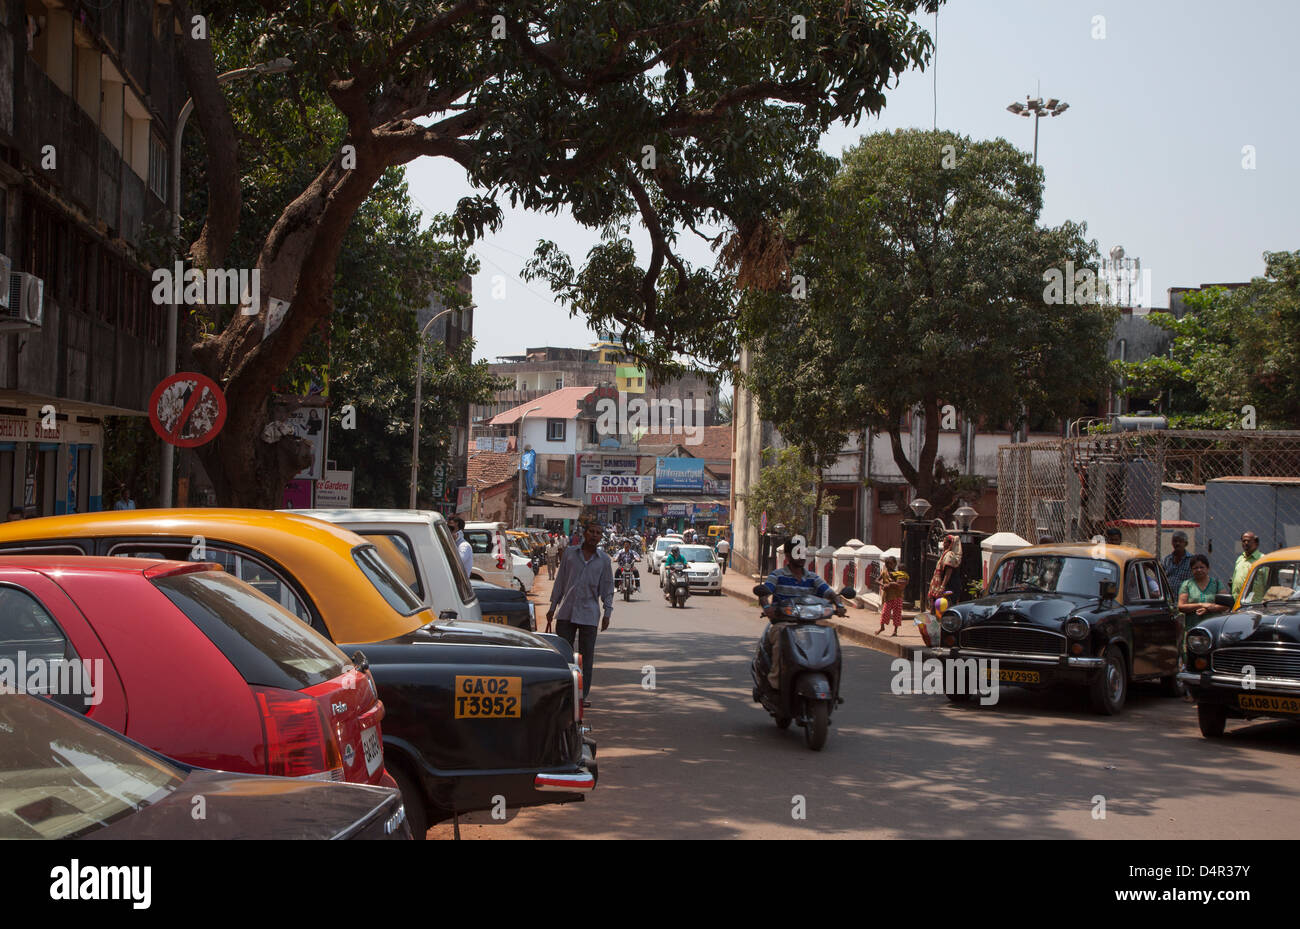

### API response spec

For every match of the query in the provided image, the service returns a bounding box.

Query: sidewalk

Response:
[718,568,926,658]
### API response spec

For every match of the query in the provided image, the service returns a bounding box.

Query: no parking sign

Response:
[149,373,228,447]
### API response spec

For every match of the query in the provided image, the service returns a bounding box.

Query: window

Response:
[148,133,168,199]
[0,584,87,712]
[547,419,566,442]
[555,376,564,390]
[464,529,493,555]
[361,532,424,600]
[432,521,476,604]
[352,545,424,616]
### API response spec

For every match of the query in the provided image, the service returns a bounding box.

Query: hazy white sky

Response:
[405,0,1300,364]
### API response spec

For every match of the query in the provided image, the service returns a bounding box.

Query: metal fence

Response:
[998,432,1300,583]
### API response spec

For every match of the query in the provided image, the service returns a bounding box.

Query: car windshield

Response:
[1240,561,1300,605]
[655,539,679,552]
[0,696,185,839]
[990,556,1119,598]
[679,547,715,563]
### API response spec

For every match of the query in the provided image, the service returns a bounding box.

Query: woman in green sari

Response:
[1178,554,1228,619]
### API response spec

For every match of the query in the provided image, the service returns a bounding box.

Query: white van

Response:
[288,509,483,623]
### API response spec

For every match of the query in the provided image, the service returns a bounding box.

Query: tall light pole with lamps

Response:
[409,307,457,509]
[515,407,542,527]
[161,58,294,507]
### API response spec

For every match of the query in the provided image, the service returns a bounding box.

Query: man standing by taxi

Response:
[1232,531,1266,601]
[547,522,614,706]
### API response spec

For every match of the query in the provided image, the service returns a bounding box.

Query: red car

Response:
[0,556,389,786]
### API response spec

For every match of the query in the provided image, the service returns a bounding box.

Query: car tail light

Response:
[253,686,345,781]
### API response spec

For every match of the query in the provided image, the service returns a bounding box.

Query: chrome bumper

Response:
[534,742,597,792]
[1178,671,1300,694]
[923,647,1103,669]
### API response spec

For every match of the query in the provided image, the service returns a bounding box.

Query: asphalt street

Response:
[435,569,1300,840]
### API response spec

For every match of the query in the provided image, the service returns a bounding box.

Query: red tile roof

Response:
[637,424,732,463]
[466,450,518,489]
[489,386,596,425]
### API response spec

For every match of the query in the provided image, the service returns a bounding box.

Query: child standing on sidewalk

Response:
[877,556,908,637]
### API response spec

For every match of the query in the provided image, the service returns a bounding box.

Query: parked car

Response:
[658,544,723,594]
[508,546,536,592]
[0,510,596,836]
[1,695,410,840]
[0,555,389,785]
[463,521,515,587]
[1180,546,1300,737]
[649,535,685,574]
[925,543,1184,714]
[472,578,536,631]
[288,508,482,622]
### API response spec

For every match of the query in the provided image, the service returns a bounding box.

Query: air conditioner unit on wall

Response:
[1,272,44,330]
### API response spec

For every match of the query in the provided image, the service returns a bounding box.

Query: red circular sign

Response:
[149,372,228,448]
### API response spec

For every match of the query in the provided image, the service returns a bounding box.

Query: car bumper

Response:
[687,576,721,591]
[535,741,598,792]
[1179,670,1300,695]
[923,647,1104,681]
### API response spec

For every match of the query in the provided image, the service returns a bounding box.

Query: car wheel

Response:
[1197,703,1228,739]
[514,578,526,593]
[388,762,428,840]
[1089,646,1128,715]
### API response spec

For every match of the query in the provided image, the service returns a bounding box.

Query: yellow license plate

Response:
[454,676,522,718]
[482,614,509,625]
[1238,694,1300,714]
[987,669,1041,684]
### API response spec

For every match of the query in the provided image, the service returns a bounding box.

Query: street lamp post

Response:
[1005,94,1069,167]
[409,307,457,509]
[161,58,294,507]
[515,407,542,527]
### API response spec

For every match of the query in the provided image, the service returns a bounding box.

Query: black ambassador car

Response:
[472,578,536,630]
[1179,547,1300,738]
[926,543,1184,714]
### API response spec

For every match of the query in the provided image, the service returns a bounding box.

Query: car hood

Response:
[955,593,1093,628]
[88,771,401,840]
[1205,603,1300,646]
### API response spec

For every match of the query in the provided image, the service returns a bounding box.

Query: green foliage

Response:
[1121,251,1300,429]
[740,445,836,537]
[739,128,1116,504]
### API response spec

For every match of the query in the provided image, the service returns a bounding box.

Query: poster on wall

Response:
[315,470,353,508]
[282,479,313,509]
[288,406,327,480]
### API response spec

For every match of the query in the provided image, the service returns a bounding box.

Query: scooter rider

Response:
[662,544,688,590]
[758,538,848,687]
[614,539,640,590]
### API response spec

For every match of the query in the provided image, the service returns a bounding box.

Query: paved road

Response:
[436,571,1300,839]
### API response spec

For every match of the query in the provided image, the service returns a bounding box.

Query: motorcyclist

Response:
[757,538,847,688]
[614,539,641,590]
[662,544,688,591]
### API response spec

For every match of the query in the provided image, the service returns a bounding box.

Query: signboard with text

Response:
[586,474,653,495]
[315,470,353,508]
[655,457,706,492]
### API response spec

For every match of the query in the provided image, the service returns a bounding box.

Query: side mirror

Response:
[1215,593,1234,608]
[840,587,857,600]
[1099,580,1118,602]
[752,585,768,597]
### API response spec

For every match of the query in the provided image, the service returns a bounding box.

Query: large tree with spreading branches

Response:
[171,0,940,506]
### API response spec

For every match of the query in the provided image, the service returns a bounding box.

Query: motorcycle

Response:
[751,584,855,751]
[619,567,637,601]
[664,564,691,609]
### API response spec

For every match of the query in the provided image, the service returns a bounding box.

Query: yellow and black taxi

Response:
[0,510,595,837]
[925,543,1184,715]
[1179,545,1300,738]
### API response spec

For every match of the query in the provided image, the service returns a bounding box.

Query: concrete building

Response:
[0,1,185,514]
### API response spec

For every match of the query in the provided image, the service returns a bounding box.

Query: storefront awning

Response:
[526,505,581,520]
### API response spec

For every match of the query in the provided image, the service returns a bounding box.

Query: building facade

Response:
[0,1,184,515]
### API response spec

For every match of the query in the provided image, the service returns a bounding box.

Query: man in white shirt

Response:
[715,536,731,574]
[448,515,474,579]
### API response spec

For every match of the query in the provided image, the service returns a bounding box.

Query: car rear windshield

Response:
[152,570,349,690]
[353,545,425,615]
[0,696,184,839]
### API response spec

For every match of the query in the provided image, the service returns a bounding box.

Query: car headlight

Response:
[1064,617,1090,640]
[940,612,961,632]
[1186,628,1213,655]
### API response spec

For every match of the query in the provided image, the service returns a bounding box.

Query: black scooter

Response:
[751,585,855,751]
[664,564,691,608]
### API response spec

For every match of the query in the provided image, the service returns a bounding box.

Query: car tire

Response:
[1197,703,1228,739]
[1089,646,1128,715]
[388,762,428,840]
[514,578,526,593]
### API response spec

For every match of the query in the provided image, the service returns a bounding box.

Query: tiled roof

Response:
[466,450,518,489]
[489,386,595,425]
[637,424,732,463]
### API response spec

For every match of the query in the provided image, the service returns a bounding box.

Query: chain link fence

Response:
[998,431,1300,584]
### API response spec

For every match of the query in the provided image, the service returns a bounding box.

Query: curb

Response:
[722,582,924,660]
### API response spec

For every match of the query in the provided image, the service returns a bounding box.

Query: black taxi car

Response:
[0,510,595,837]
[1179,545,1300,738]
[925,543,1184,714]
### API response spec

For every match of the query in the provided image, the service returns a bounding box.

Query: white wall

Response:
[522,417,577,456]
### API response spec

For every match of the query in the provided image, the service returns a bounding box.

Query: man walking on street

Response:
[715,535,731,574]
[545,534,561,580]
[547,522,613,706]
